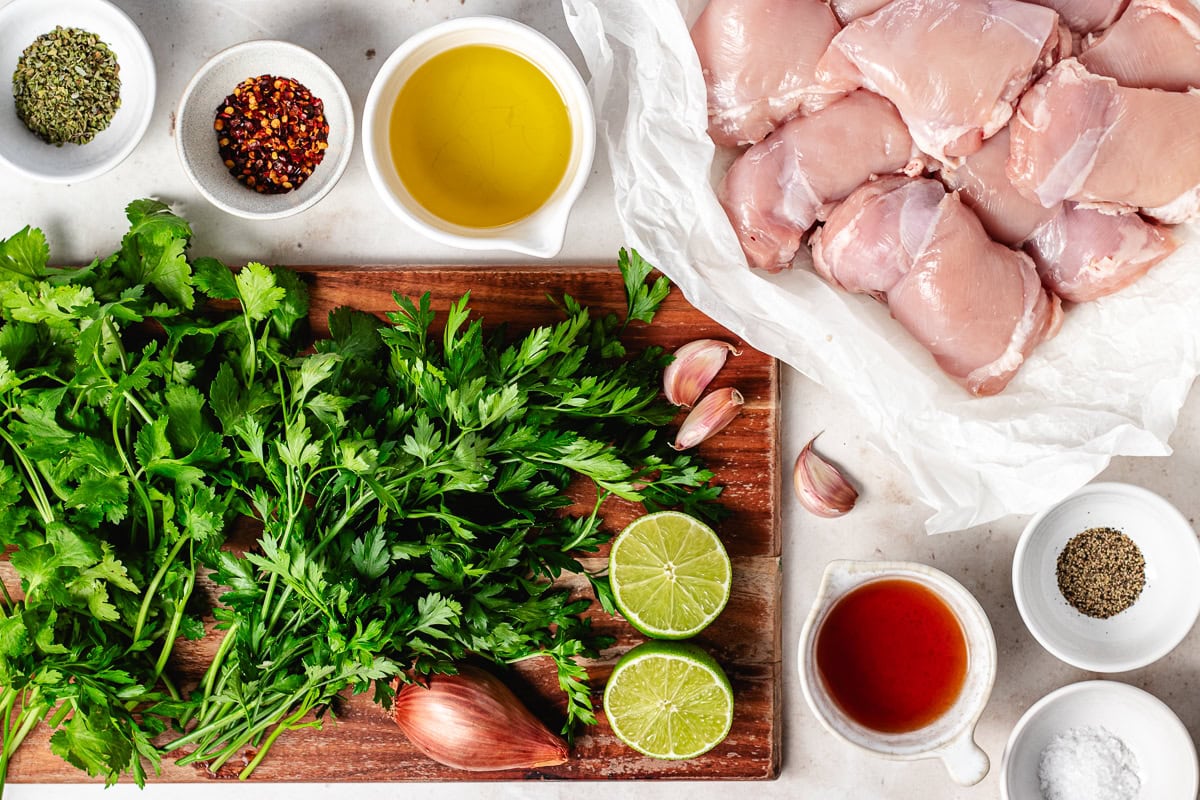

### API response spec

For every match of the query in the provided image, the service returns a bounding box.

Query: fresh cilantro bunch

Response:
[0,199,723,785]
[164,250,721,778]
[0,201,236,793]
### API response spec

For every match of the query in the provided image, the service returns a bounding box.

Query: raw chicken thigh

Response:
[829,0,893,24]
[1079,0,1200,90]
[938,128,1060,246]
[815,0,1067,163]
[1008,58,1200,222]
[1025,204,1177,302]
[811,176,1061,395]
[937,127,1174,302]
[718,90,919,271]
[1024,0,1128,33]
[692,0,843,147]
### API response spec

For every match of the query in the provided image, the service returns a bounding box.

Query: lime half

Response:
[609,511,732,639]
[604,640,734,759]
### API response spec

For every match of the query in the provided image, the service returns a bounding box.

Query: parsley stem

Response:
[4,687,44,762]
[90,344,153,427]
[238,703,312,780]
[0,427,54,525]
[185,684,313,771]
[130,534,188,649]
[195,621,239,723]
[153,552,195,680]
[110,402,156,548]
[242,313,258,388]
[0,687,17,786]
[159,670,181,703]
[561,490,607,552]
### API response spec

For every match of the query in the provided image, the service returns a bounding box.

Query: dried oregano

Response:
[12,26,122,146]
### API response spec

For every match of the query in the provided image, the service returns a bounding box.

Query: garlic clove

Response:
[392,665,569,771]
[672,387,744,450]
[663,339,742,407]
[793,434,858,518]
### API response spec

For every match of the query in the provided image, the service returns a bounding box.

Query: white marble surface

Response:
[3,1,1200,798]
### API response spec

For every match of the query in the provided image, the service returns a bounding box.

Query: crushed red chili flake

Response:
[214,74,329,194]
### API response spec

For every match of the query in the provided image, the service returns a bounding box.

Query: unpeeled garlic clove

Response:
[672,387,744,450]
[663,339,742,407]
[794,435,858,518]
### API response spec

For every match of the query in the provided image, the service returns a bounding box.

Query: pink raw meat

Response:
[1026,204,1177,302]
[938,127,1061,246]
[811,175,1061,395]
[1024,0,1128,33]
[692,0,843,147]
[1008,58,1200,222]
[816,0,1067,163]
[1079,0,1200,90]
[829,0,892,24]
[718,90,919,271]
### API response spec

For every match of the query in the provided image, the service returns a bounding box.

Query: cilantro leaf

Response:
[235,262,286,321]
[0,225,49,280]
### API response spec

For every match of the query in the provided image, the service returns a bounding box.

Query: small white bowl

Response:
[0,0,155,183]
[1013,482,1200,672]
[176,40,353,220]
[362,16,595,258]
[1001,680,1198,800]
[799,560,997,786]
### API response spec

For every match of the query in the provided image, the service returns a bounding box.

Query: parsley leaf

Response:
[619,248,670,326]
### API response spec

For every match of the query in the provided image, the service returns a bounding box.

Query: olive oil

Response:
[389,45,572,229]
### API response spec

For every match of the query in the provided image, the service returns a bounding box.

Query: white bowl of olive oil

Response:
[363,16,595,258]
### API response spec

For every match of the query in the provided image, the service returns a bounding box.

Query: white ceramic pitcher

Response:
[798,559,997,786]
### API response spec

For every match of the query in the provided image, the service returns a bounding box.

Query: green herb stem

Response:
[0,427,55,525]
[130,535,189,649]
[238,703,316,780]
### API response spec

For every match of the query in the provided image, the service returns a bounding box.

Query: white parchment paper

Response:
[561,0,1200,533]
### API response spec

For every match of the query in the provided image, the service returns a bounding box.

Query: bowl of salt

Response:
[1001,680,1197,800]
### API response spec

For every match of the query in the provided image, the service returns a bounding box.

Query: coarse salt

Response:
[1039,725,1141,800]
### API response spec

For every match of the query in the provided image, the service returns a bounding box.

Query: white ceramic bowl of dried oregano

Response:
[1013,482,1200,672]
[0,0,155,183]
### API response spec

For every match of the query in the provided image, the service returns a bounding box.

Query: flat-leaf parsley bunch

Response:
[0,203,722,787]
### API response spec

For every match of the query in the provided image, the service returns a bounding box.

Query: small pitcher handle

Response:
[940,731,990,786]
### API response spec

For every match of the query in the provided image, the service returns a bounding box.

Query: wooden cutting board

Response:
[3,264,781,782]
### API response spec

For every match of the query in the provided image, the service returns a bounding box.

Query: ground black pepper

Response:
[1055,527,1145,619]
[214,75,328,194]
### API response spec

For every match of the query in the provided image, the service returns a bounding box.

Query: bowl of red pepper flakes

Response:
[176,40,353,220]
[216,74,329,194]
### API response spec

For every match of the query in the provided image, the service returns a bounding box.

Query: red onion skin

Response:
[391,666,569,771]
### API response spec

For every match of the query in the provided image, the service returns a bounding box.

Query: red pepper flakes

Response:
[214,74,329,194]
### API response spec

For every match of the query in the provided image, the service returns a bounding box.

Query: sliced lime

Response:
[608,510,732,639]
[604,640,734,760]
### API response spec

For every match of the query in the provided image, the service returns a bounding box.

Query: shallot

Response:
[392,665,569,771]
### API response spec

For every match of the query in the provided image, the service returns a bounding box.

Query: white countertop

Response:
[3,1,1199,798]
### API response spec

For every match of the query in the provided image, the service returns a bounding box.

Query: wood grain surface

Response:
[2,265,781,783]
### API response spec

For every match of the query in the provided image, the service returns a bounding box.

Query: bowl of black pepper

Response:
[1013,482,1200,672]
[176,40,353,220]
[0,0,155,183]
